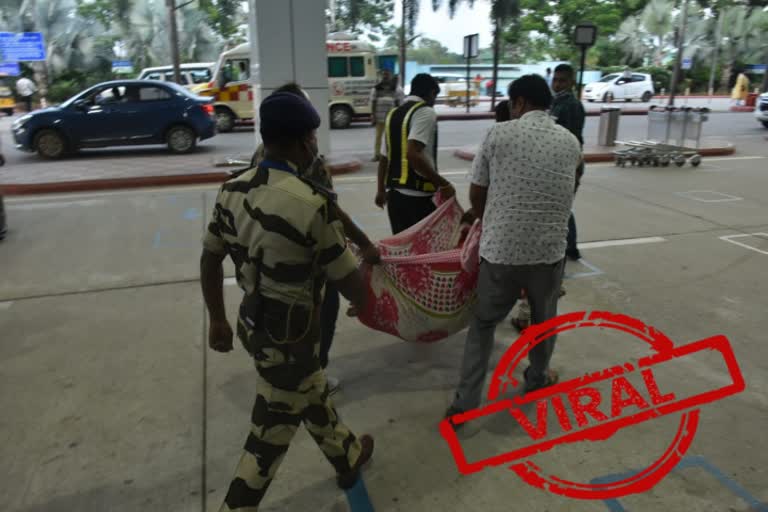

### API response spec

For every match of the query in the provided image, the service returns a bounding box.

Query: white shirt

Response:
[471,110,581,265]
[393,95,437,197]
[16,77,37,97]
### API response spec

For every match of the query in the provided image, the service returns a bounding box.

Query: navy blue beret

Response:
[259,91,321,141]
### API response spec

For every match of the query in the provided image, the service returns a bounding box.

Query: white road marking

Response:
[719,233,768,256]
[703,156,766,162]
[675,190,743,202]
[580,236,666,249]
[7,199,109,209]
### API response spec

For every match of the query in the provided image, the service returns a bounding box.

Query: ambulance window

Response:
[222,59,250,83]
[350,57,365,77]
[328,57,348,78]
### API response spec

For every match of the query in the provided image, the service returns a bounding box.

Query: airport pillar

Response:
[248,0,330,154]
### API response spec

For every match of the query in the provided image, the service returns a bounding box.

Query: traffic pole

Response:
[577,46,587,100]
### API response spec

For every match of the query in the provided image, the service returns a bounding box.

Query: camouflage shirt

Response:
[251,144,333,190]
[203,160,356,387]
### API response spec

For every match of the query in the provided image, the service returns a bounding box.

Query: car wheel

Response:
[330,105,352,129]
[762,121,768,129]
[642,91,653,102]
[603,92,613,103]
[34,129,67,159]
[215,107,236,133]
[167,125,197,154]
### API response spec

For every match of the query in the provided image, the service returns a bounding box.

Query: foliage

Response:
[330,0,394,41]
[408,37,464,64]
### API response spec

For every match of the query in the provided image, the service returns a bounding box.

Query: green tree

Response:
[330,0,394,41]
[408,37,463,63]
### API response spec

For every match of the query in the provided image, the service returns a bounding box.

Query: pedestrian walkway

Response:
[2,156,767,510]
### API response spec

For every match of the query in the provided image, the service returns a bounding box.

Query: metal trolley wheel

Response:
[689,154,702,167]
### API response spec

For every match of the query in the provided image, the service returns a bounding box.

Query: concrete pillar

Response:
[248,0,330,154]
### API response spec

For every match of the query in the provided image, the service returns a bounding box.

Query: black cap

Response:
[259,91,320,143]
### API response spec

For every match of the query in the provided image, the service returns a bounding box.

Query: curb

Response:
[454,144,735,163]
[438,109,652,121]
[729,106,755,113]
[0,158,364,196]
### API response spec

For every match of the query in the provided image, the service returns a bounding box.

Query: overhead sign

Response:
[0,62,21,76]
[463,34,479,59]
[682,57,693,70]
[112,60,134,74]
[0,32,46,62]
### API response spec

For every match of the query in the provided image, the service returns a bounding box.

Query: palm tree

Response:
[717,5,767,91]
[489,0,520,110]
[399,0,421,87]
[17,0,103,98]
[614,0,676,67]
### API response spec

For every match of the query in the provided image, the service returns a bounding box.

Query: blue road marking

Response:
[183,208,202,220]
[344,477,375,512]
[591,456,768,512]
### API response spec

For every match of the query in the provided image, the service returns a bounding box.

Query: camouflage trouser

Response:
[219,369,363,511]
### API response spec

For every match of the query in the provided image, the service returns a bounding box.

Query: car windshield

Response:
[599,74,619,83]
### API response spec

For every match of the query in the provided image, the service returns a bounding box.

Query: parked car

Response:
[137,63,215,89]
[12,80,216,159]
[583,73,655,103]
[0,74,15,116]
[755,92,768,129]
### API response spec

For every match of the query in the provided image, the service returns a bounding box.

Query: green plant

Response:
[47,79,83,103]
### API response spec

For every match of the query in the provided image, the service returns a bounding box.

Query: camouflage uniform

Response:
[204,159,363,511]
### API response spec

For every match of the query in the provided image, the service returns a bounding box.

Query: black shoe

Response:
[566,248,582,261]
[444,405,466,431]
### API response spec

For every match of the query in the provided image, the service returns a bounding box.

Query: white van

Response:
[137,63,215,89]
[193,36,397,131]
[583,73,655,103]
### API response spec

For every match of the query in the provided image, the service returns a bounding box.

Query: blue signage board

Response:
[111,60,134,74]
[0,62,21,76]
[682,58,693,70]
[0,32,46,62]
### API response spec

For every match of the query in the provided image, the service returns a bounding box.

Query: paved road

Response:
[1,110,765,186]
[2,153,768,511]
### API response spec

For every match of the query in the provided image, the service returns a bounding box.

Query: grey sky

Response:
[393,0,495,53]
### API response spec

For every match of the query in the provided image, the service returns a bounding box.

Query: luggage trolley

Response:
[613,106,709,168]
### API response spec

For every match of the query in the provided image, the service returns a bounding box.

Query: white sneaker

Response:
[327,376,341,395]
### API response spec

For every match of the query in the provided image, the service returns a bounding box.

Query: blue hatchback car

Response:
[12,80,216,159]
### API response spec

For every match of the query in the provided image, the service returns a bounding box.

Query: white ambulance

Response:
[194,34,397,131]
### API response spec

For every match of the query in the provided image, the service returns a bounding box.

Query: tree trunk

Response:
[762,51,768,93]
[490,16,501,111]
[32,60,49,107]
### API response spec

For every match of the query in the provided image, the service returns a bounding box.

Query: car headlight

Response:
[12,114,32,130]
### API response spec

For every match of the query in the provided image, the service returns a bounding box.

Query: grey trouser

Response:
[452,258,565,411]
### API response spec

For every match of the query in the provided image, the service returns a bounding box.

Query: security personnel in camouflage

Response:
[200,91,374,511]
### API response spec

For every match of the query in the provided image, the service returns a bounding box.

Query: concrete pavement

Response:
[2,153,768,511]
